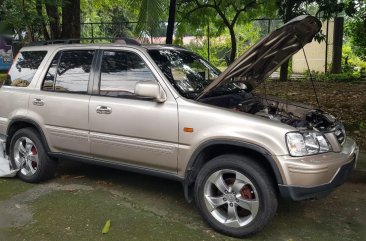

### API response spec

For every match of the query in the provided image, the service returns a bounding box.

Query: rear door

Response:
[89,48,179,172]
[28,49,96,155]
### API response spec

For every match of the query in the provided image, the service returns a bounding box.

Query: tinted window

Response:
[4,51,47,87]
[99,51,155,97]
[42,52,60,91]
[148,49,227,99]
[53,50,94,93]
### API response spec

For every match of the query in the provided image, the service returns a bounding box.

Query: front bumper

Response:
[279,157,355,200]
[277,137,358,201]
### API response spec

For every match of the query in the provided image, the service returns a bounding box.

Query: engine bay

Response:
[199,92,339,132]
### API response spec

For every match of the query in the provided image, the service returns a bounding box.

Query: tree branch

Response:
[184,0,230,28]
[230,1,256,28]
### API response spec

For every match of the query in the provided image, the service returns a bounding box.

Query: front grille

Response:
[333,125,346,145]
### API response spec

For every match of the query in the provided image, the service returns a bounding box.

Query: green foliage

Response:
[304,70,361,82]
[177,0,276,63]
[0,0,138,41]
[277,0,346,21]
[184,22,261,68]
[344,1,366,61]
[342,42,366,71]
[0,0,42,41]
[360,121,365,130]
[79,0,140,40]
[130,0,167,38]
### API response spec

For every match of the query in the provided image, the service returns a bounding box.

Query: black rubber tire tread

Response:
[9,127,57,183]
[194,154,278,238]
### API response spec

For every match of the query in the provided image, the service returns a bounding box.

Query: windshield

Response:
[148,49,241,99]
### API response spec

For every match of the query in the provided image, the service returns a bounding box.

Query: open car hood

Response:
[197,15,322,100]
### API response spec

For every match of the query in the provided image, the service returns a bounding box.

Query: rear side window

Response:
[4,51,47,87]
[42,50,95,93]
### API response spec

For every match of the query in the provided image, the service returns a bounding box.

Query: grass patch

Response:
[0,179,34,201]
[6,189,219,241]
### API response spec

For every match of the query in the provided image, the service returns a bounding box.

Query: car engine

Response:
[200,92,340,132]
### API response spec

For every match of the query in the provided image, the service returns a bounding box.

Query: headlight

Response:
[286,132,331,156]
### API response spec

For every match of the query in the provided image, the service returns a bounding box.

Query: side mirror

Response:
[134,81,167,103]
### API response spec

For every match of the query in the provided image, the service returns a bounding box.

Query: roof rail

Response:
[27,37,141,46]
[142,44,187,50]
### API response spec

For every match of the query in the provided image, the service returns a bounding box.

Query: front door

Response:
[89,49,178,172]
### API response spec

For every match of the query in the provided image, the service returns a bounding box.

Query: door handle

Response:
[32,98,44,106]
[96,106,112,114]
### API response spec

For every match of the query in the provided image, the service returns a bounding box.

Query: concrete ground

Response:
[0,153,365,241]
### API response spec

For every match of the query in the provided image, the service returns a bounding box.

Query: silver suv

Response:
[0,16,359,237]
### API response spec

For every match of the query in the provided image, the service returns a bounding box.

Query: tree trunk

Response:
[35,0,50,40]
[0,0,4,18]
[280,59,289,81]
[45,0,61,39]
[229,27,237,64]
[165,0,176,44]
[331,17,344,74]
[61,0,80,39]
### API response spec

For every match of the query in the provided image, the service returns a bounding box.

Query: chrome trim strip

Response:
[45,125,89,140]
[90,132,176,154]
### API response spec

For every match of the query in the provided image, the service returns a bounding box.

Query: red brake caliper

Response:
[240,184,255,200]
[31,146,38,168]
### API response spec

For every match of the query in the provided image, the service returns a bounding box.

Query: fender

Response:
[183,139,284,202]
[6,118,51,154]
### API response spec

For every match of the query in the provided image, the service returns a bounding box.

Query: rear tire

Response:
[9,128,57,183]
[194,154,277,237]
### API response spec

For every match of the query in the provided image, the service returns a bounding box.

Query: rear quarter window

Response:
[4,51,47,87]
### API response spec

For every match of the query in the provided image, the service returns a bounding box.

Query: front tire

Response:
[9,128,57,183]
[194,154,278,237]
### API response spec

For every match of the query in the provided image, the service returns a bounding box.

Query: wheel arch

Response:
[183,140,283,202]
[6,118,50,155]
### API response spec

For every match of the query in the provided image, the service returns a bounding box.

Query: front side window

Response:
[99,50,156,97]
[42,50,95,93]
[148,49,243,99]
[148,49,220,98]
[5,51,47,87]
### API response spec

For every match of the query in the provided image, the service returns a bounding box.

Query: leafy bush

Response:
[342,43,366,72]
[304,70,361,82]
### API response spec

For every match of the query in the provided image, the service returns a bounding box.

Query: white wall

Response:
[292,19,334,73]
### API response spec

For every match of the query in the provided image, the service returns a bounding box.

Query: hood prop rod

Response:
[302,46,320,109]
[295,34,320,108]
